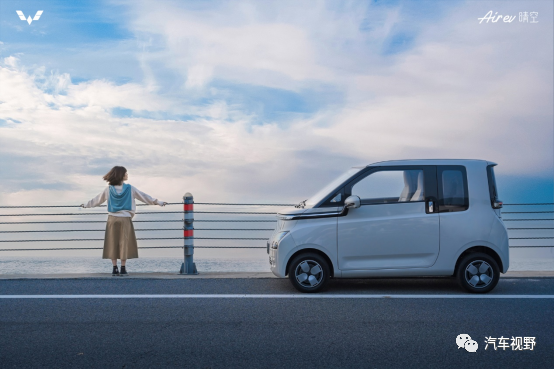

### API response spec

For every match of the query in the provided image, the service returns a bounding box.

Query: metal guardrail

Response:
[0,199,552,271]
[0,194,286,274]
[0,202,296,208]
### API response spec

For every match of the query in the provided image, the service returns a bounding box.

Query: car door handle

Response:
[427,200,434,213]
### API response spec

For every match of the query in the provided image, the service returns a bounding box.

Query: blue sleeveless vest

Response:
[108,184,133,212]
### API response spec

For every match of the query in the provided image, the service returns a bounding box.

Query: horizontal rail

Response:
[0,202,295,209]
[0,220,182,225]
[0,238,183,242]
[1,227,551,233]
[509,237,554,239]
[190,203,295,206]
[0,220,277,224]
[503,219,554,221]
[0,246,550,251]
[0,246,267,251]
[0,219,549,225]
[508,246,554,248]
[0,204,157,209]
[2,212,553,217]
[503,203,554,206]
[1,237,550,243]
[501,211,554,214]
[0,237,269,242]
[0,202,550,209]
[507,228,554,230]
[2,227,551,233]
[0,202,551,209]
[4,211,550,217]
[193,246,266,248]
[195,220,276,222]
[0,228,274,233]
[0,211,277,217]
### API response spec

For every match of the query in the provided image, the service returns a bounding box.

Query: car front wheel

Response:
[288,252,330,293]
[456,252,500,293]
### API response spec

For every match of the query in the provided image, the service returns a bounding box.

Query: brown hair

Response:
[103,166,127,186]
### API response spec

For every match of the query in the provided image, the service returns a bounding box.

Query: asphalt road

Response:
[1,277,553,368]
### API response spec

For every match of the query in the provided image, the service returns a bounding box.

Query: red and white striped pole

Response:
[180,192,197,274]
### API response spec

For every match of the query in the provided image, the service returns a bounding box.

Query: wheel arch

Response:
[285,248,335,278]
[454,246,504,276]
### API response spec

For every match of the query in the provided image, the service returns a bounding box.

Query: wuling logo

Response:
[16,10,43,25]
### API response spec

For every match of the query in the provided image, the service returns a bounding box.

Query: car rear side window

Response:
[438,166,469,212]
[487,164,499,206]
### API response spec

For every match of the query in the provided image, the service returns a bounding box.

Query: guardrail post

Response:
[180,192,198,275]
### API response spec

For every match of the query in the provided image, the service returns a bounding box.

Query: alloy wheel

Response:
[464,260,494,289]
[294,260,324,288]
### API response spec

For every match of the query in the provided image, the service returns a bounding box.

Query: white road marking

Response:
[0,294,553,299]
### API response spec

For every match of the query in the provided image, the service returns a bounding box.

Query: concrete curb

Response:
[0,271,553,280]
[0,272,279,280]
[502,271,554,278]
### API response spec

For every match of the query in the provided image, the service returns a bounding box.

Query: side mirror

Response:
[344,195,361,209]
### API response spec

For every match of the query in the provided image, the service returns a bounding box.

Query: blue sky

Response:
[0,0,460,120]
[0,0,552,207]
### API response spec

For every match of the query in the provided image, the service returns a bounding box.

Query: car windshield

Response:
[305,167,362,207]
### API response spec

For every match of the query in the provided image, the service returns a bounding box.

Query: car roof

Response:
[354,159,497,168]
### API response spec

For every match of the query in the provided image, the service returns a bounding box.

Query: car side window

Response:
[351,169,425,204]
[438,166,469,212]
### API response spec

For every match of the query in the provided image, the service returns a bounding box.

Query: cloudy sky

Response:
[1,0,552,207]
[0,0,552,263]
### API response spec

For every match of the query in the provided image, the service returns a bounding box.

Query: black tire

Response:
[288,252,330,293]
[456,252,500,293]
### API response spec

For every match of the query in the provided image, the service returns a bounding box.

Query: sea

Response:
[0,256,270,274]
[1,249,553,274]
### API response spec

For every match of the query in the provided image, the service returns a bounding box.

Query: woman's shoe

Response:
[112,266,119,276]
[120,266,128,276]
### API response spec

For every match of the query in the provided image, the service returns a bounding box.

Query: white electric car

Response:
[268,159,508,293]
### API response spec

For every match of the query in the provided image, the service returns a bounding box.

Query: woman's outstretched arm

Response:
[81,188,108,208]
[132,186,167,206]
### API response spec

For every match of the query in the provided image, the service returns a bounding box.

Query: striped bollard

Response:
[180,192,198,275]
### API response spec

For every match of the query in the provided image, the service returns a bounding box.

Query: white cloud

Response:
[0,0,552,211]
[125,0,362,90]
[60,79,170,110]
[3,56,17,67]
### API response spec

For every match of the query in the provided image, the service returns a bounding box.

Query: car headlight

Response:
[271,231,289,249]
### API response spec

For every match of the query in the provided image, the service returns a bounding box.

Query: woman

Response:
[81,166,167,276]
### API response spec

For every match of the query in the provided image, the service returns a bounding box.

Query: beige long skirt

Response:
[102,215,138,259]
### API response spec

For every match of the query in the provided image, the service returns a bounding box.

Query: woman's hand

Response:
[80,204,85,208]
[161,202,168,207]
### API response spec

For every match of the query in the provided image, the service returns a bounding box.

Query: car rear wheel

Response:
[288,252,330,293]
[456,252,500,293]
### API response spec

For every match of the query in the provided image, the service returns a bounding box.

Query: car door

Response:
[337,166,440,270]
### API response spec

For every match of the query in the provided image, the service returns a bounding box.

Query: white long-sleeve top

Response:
[83,184,165,218]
